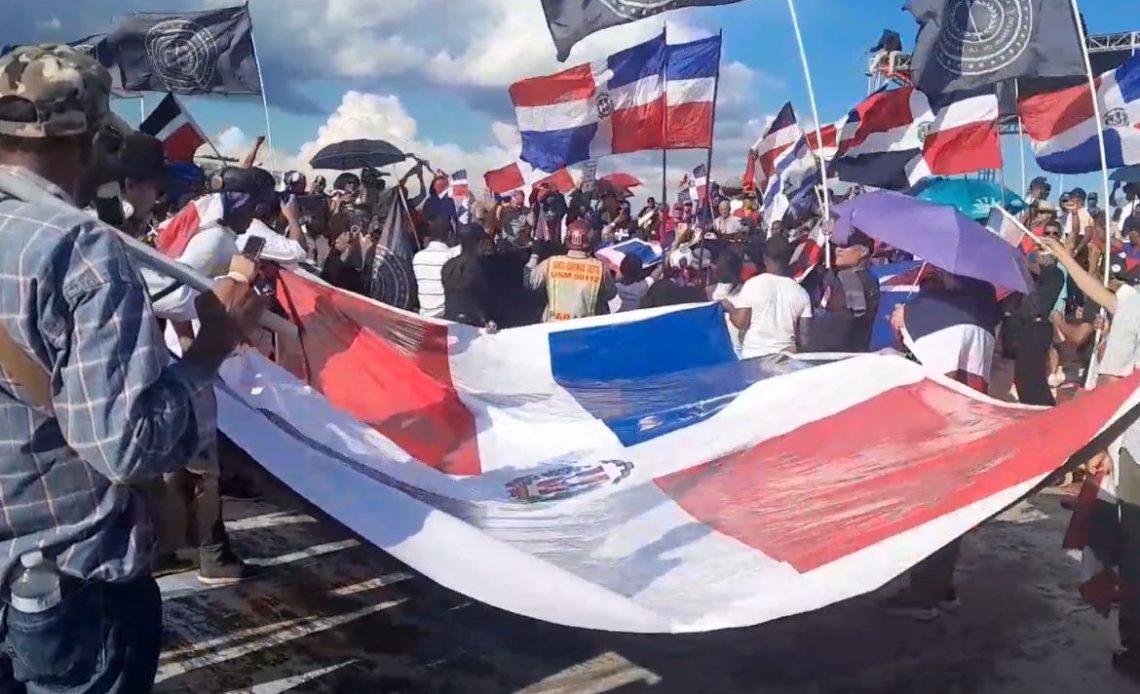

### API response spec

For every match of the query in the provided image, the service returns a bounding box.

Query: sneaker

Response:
[220,476,263,502]
[197,552,261,586]
[1048,371,1066,388]
[884,590,943,621]
[153,553,196,578]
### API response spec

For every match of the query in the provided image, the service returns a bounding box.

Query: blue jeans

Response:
[1,575,162,693]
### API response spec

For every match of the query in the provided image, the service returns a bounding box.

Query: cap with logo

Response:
[564,220,591,251]
[0,44,113,139]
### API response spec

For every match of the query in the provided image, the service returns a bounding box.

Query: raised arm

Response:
[52,227,240,484]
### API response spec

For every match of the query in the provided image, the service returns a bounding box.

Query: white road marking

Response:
[223,660,357,694]
[328,572,414,596]
[157,599,406,683]
[513,652,662,693]
[225,512,318,532]
[246,539,361,567]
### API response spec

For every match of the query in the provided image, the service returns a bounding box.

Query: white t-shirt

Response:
[413,241,461,318]
[712,283,746,356]
[238,219,307,266]
[145,224,238,322]
[735,274,812,359]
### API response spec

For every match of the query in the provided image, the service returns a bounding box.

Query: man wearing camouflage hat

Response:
[0,45,265,691]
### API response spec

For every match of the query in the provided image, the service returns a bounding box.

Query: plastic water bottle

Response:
[9,551,61,614]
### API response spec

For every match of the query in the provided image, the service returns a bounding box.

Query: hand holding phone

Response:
[242,235,266,261]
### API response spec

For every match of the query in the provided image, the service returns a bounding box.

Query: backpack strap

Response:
[837,269,868,318]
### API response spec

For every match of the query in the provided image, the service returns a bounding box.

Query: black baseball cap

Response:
[118,133,166,183]
[220,166,276,202]
[843,229,875,252]
[1069,187,1087,201]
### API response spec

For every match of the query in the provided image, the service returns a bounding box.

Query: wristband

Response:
[225,271,251,284]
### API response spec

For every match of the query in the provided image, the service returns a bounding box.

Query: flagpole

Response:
[1014,82,1027,197]
[661,24,668,220]
[247,3,276,171]
[785,0,832,268]
[703,31,724,208]
[1067,0,1113,284]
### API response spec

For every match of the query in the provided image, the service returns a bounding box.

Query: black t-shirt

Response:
[442,254,492,327]
[803,268,880,352]
[640,280,707,309]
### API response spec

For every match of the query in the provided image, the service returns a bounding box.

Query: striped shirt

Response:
[0,165,215,586]
[414,241,461,318]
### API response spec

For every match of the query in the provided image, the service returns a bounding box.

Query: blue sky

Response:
[4,0,1138,198]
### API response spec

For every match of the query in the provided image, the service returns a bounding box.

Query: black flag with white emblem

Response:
[905,0,1086,96]
[104,5,262,96]
[541,0,744,62]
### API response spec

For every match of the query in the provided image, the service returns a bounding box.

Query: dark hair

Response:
[334,172,360,189]
[457,223,485,253]
[117,133,166,183]
[715,249,745,291]
[619,254,644,283]
[763,236,796,269]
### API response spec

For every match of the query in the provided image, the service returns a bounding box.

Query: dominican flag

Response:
[510,33,720,173]
[789,233,823,284]
[679,164,715,203]
[155,193,226,259]
[449,170,469,200]
[834,86,1001,190]
[207,265,1140,633]
[805,123,841,162]
[665,35,721,150]
[139,92,209,161]
[596,239,665,275]
[484,162,575,196]
[1019,54,1140,174]
[762,135,821,225]
[749,102,801,192]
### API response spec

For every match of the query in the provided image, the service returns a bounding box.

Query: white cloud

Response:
[209,90,517,188]
[34,17,62,31]
[186,0,779,203]
[210,86,774,210]
[214,126,248,154]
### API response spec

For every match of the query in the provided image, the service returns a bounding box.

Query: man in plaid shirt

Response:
[0,45,265,691]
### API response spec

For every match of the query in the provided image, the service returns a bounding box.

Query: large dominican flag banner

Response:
[210,270,1140,633]
[510,33,720,173]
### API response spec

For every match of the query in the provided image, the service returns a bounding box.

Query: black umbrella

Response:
[309,139,406,170]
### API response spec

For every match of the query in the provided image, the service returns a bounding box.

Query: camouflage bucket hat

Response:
[0,44,112,138]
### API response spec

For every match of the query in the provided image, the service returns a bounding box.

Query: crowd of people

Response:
[2,39,1140,692]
